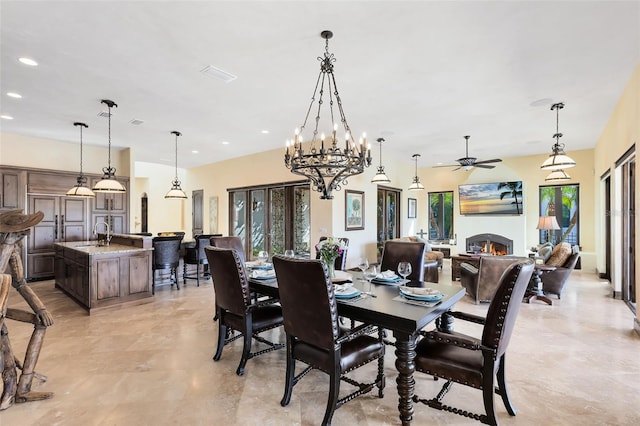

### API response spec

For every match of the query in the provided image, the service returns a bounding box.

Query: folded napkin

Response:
[372,270,401,283]
[250,269,276,279]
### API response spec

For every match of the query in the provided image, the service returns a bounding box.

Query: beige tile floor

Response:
[1,261,639,425]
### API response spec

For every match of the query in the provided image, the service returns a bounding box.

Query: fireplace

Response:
[466,233,513,255]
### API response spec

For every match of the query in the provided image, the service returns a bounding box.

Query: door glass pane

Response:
[232,191,246,248]
[386,192,398,240]
[539,184,579,245]
[293,186,310,255]
[250,190,266,258]
[428,191,453,241]
[269,187,285,256]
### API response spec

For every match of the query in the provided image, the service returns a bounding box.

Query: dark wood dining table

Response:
[248,270,466,425]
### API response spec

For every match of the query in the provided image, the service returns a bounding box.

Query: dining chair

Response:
[272,255,385,426]
[210,236,245,263]
[380,240,426,281]
[315,236,349,270]
[183,233,221,286]
[151,235,184,294]
[412,259,534,425]
[204,246,284,376]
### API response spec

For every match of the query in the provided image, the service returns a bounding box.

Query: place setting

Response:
[393,286,445,307]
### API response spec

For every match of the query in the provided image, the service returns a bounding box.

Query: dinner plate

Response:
[372,275,401,284]
[250,271,276,280]
[334,286,361,299]
[246,261,272,270]
[399,286,444,301]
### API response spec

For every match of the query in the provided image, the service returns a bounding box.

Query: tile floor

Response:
[1,261,639,425]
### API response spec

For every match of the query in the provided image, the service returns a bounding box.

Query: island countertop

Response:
[55,241,153,255]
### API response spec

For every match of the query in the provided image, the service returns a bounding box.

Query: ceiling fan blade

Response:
[474,158,502,165]
[451,166,462,171]
[432,164,460,168]
[474,164,496,169]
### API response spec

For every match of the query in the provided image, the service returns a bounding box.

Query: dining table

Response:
[247,267,466,425]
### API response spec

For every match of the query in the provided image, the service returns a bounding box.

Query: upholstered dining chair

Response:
[151,235,184,294]
[315,236,349,270]
[272,255,385,426]
[210,236,245,263]
[412,259,534,425]
[380,240,426,281]
[204,246,284,376]
[183,233,221,286]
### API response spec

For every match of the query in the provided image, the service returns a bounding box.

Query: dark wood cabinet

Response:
[28,195,89,279]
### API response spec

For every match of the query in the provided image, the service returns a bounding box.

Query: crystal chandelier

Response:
[408,154,425,190]
[371,138,390,183]
[165,131,187,199]
[541,102,575,182]
[284,30,371,200]
[93,99,126,193]
[66,122,95,198]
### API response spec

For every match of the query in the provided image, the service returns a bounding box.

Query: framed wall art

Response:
[407,198,417,218]
[345,190,365,231]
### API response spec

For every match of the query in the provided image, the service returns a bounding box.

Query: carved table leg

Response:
[394,331,417,425]
[526,270,553,305]
[435,310,454,333]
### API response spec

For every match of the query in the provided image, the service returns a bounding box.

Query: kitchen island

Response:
[54,234,153,314]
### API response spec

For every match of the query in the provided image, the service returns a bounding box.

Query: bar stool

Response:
[183,234,220,286]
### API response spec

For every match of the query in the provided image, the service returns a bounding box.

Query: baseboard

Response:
[613,290,622,300]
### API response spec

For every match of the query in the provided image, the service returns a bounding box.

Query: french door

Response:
[230,181,310,260]
[377,186,401,260]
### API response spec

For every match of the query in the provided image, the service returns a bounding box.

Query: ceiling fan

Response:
[434,135,502,171]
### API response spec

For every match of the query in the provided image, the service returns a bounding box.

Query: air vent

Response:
[97,111,111,118]
[129,119,144,125]
[200,65,237,83]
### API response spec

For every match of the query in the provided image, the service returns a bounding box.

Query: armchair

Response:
[460,255,524,304]
[541,244,580,299]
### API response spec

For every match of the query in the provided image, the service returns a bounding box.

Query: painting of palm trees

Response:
[459,181,524,215]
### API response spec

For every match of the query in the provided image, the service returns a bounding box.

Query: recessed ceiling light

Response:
[7,92,22,99]
[221,141,230,145]
[1,115,14,120]
[261,130,269,134]
[18,57,38,66]
[192,150,199,154]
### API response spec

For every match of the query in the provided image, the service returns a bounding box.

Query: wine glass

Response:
[284,249,295,258]
[363,265,378,296]
[397,261,412,282]
[357,258,369,281]
[257,250,269,264]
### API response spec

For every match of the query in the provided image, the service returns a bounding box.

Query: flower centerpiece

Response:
[316,237,347,278]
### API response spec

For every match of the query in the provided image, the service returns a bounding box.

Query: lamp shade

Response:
[541,152,576,170]
[545,169,571,182]
[165,186,187,199]
[371,168,391,183]
[536,216,560,230]
[66,185,95,198]
[93,178,126,193]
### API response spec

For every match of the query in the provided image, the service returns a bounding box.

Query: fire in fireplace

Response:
[466,233,513,255]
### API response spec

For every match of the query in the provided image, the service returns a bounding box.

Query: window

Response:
[428,191,453,241]
[229,181,310,259]
[539,184,579,245]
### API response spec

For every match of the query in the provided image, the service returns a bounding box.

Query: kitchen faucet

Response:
[93,221,111,246]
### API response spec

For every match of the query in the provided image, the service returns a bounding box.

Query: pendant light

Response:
[92,99,126,193]
[545,169,571,182]
[165,131,187,199]
[66,122,95,198]
[371,137,391,183]
[408,153,425,190]
[541,102,576,170]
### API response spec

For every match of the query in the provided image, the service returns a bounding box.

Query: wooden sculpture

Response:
[0,209,54,410]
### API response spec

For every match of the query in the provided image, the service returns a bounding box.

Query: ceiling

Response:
[1,1,639,170]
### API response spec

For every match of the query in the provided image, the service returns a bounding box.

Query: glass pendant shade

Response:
[93,99,126,193]
[545,169,571,182]
[165,130,187,199]
[409,153,424,191]
[67,121,95,198]
[371,137,390,183]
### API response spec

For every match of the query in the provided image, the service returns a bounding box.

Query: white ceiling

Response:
[1,1,639,170]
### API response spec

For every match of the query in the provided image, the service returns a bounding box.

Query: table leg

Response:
[394,331,417,425]
[526,270,553,305]
[435,311,454,333]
